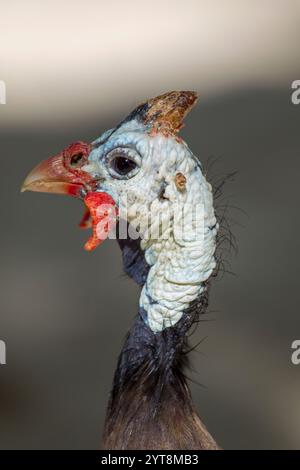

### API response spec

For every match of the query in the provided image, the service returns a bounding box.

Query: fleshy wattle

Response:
[83,192,118,251]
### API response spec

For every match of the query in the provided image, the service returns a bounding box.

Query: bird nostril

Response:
[70,152,84,167]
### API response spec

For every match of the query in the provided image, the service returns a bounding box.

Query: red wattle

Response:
[79,208,92,229]
[83,192,118,251]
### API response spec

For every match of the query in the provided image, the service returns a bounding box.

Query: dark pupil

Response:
[112,156,136,175]
[70,152,84,166]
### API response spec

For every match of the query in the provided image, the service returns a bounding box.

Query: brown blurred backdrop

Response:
[0,0,300,449]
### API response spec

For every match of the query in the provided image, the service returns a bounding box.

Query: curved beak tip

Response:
[20,175,34,193]
[21,173,36,193]
[20,170,47,194]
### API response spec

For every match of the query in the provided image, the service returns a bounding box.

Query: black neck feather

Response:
[102,282,218,449]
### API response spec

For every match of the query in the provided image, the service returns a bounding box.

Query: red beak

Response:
[21,141,93,197]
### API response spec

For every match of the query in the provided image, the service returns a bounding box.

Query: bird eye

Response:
[106,148,141,179]
[111,156,136,175]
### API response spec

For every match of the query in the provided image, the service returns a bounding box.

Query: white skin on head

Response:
[83,118,218,333]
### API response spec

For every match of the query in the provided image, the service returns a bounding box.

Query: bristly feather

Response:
[203,157,240,280]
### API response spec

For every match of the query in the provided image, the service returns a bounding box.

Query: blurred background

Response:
[0,0,300,449]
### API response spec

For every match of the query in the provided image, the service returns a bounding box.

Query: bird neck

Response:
[102,183,218,449]
[121,164,217,334]
[102,292,218,450]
